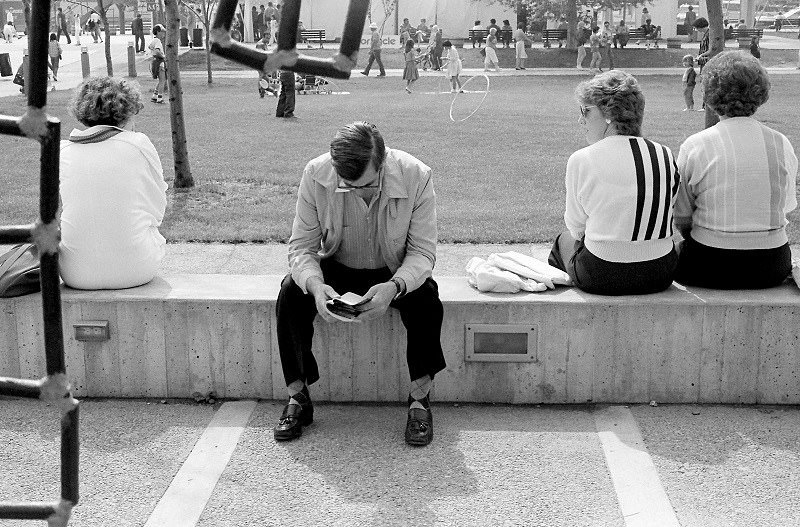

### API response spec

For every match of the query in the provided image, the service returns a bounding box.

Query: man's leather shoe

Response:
[274,393,313,441]
[405,406,433,446]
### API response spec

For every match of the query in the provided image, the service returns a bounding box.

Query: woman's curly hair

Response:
[70,76,143,127]
[703,51,769,117]
[575,70,645,136]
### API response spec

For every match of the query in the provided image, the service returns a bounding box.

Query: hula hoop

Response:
[449,74,490,122]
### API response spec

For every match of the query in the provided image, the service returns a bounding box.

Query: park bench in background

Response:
[467,28,513,46]
[730,27,763,47]
[300,29,325,48]
[542,29,567,46]
[2,275,798,404]
[627,26,662,47]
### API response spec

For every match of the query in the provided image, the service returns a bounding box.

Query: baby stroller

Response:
[296,74,332,94]
[258,71,279,97]
[416,48,433,71]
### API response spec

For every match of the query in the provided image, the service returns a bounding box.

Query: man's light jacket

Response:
[289,148,437,294]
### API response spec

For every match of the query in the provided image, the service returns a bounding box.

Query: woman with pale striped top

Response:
[549,70,680,295]
[673,51,797,289]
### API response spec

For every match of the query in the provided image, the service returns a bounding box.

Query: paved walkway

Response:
[1,399,799,526]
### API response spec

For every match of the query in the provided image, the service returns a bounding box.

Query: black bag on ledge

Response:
[0,243,41,298]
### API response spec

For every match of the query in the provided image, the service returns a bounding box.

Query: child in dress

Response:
[402,39,419,93]
[442,40,462,92]
[48,32,62,88]
[681,54,696,111]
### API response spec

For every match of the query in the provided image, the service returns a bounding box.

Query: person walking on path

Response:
[89,10,103,43]
[694,17,710,110]
[275,69,296,118]
[685,6,697,42]
[272,121,445,447]
[484,27,500,72]
[148,25,166,103]
[429,25,443,70]
[361,22,386,76]
[514,22,531,70]
[56,8,71,44]
[402,38,419,93]
[576,17,591,69]
[132,14,145,53]
[48,33,62,86]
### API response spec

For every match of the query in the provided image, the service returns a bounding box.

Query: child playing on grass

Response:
[589,26,602,72]
[402,39,419,93]
[681,54,696,111]
[442,40,463,93]
[48,32,62,88]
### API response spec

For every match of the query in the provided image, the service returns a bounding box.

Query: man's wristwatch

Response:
[390,277,406,299]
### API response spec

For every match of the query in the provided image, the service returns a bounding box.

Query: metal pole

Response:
[127,40,137,76]
[80,45,89,77]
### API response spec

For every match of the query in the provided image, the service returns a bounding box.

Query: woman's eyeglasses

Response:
[579,104,597,118]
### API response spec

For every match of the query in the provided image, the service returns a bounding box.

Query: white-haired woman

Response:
[673,51,797,289]
[483,27,500,72]
[549,70,679,295]
[59,77,167,289]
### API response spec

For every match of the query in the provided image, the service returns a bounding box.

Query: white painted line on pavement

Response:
[594,406,681,527]
[144,400,257,527]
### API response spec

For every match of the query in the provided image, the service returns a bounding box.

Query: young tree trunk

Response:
[117,3,126,34]
[704,0,726,128]
[164,0,194,188]
[566,0,577,50]
[205,24,212,83]
[97,1,113,76]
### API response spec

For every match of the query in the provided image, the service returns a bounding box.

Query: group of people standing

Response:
[252,2,280,45]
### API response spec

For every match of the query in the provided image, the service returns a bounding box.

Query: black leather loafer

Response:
[274,395,313,442]
[405,407,433,446]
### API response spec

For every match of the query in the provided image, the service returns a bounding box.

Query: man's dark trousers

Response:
[362,49,385,75]
[57,21,71,43]
[276,69,295,117]
[276,259,447,387]
[134,32,145,52]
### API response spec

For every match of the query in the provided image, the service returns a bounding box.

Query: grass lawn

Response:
[0,74,798,244]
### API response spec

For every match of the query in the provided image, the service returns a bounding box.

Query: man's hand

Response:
[356,282,397,321]
[307,277,340,323]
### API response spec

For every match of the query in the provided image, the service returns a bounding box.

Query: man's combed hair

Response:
[575,70,645,137]
[703,51,769,117]
[329,122,386,182]
[71,77,143,127]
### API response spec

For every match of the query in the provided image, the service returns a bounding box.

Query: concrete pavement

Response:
[2,399,800,526]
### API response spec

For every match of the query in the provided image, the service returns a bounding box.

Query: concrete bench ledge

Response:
[2,275,798,404]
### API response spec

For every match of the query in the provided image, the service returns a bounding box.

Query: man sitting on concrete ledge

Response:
[274,121,446,447]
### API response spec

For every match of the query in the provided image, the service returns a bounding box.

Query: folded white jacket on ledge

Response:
[465,257,547,293]
[487,251,573,289]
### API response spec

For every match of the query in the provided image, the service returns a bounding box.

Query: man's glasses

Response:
[579,104,597,118]
[336,167,382,192]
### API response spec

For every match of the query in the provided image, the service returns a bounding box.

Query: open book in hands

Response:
[325,292,369,322]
